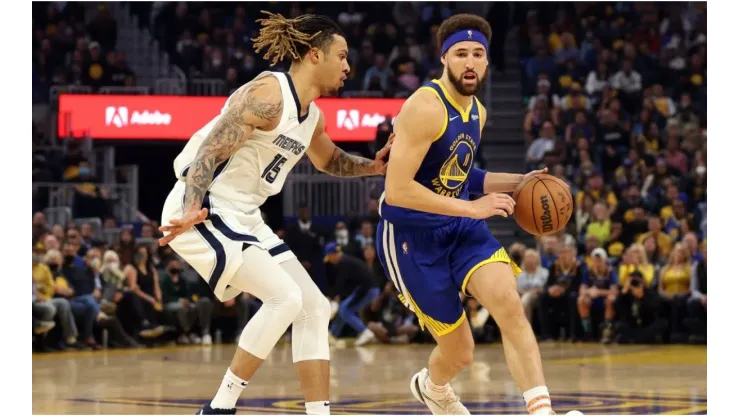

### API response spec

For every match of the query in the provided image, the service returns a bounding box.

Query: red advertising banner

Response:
[57,94,404,142]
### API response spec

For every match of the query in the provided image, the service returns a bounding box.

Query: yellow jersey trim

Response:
[417,86,448,142]
[398,292,467,336]
[431,79,474,122]
[461,247,523,296]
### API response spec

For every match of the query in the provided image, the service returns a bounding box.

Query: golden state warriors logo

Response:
[432,133,476,197]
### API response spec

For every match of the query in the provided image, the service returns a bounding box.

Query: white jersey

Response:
[161,71,320,301]
[173,71,320,220]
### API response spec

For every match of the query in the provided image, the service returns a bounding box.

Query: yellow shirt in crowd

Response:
[637,232,674,258]
[32,263,55,301]
[661,265,692,295]
[618,264,655,288]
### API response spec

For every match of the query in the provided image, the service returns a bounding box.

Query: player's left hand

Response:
[372,134,394,175]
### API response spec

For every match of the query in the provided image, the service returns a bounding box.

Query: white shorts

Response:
[161,180,295,302]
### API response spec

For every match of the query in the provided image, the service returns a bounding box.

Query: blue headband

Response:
[441,29,489,56]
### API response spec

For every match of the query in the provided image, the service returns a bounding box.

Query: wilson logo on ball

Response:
[540,195,553,233]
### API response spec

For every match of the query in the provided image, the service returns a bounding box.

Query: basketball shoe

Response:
[195,404,236,415]
[410,368,470,415]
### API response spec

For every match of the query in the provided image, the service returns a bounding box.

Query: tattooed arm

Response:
[182,77,283,211]
[158,76,283,247]
[306,109,391,177]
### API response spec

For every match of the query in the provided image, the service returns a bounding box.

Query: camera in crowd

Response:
[629,271,644,288]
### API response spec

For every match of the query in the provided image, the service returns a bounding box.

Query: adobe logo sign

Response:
[322,98,404,140]
[58,94,404,141]
[105,106,173,128]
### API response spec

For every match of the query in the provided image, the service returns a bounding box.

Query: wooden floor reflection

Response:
[32,342,707,415]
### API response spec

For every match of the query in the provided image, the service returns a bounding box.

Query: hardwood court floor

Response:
[32,342,706,415]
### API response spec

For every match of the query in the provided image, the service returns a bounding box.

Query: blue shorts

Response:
[376,217,521,336]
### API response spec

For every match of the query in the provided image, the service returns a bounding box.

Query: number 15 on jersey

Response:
[262,153,287,184]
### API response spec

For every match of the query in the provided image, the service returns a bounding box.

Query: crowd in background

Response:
[33,2,707,352]
[135,2,505,97]
[517,2,707,344]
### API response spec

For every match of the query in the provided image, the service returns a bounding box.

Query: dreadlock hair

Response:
[252,11,345,66]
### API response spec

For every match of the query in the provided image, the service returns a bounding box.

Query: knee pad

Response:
[237,286,303,359]
[291,293,331,362]
[279,260,331,362]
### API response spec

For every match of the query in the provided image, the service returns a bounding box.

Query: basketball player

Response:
[158,12,391,416]
[378,15,568,415]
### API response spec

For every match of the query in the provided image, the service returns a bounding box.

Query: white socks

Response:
[424,375,450,399]
[523,386,552,415]
[210,368,248,409]
[305,401,330,415]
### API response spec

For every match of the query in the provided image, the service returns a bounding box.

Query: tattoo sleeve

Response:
[182,81,283,210]
[322,148,377,177]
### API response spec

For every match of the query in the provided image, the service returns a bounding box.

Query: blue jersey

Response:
[380,79,483,228]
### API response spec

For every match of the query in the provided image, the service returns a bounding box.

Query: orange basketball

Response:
[513,174,573,236]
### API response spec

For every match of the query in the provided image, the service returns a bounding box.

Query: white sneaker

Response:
[355,328,376,346]
[189,333,202,344]
[202,334,213,345]
[410,368,470,415]
[177,334,190,345]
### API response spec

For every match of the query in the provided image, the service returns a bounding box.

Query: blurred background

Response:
[32,1,707,352]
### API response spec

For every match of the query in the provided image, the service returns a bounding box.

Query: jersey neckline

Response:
[283,72,310,124]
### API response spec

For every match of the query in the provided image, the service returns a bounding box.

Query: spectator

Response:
[349,220,375,257]
[517,249,549,324]
[525,121,556,170]
[618,243,657,288]
[671,93,701,134]
[160,258,213,345]
[560,83,591,114]
[537,244,584,341]
[285,206,323,277]
[585,60,611,98]
[686,240,707,342]
[114,227,137,266]
[333,221,350,247]
[34,245,79,348]
[637,217,674,258]
[610,59,642,113]
[577,248,618,342]
[664,135,689,175]
[574,193,595,239]
[537,235,559,270]
[565,111,594,144]
[681,233,702,264]
[33,212,49,243]
[523,97,555,145]
[326,243,379,346]
[526,46,554,81]
[366,282,419,344]
[58,245,114,349]
[123,244,167,340]
[33,280,56,337]
[649,84,676,118]
[528,78,560,112]
[614,271,666,344]
[554,32,579,64]
[363,53,394,92]
[585,202,611,247]
[658,243,693,341]
[595,110,630,176]
[577,172,618,215]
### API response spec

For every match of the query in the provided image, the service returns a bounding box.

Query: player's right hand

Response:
[158,207,209,246]
[469,193,515,219]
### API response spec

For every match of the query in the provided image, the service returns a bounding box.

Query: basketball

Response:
[513,174,573,236]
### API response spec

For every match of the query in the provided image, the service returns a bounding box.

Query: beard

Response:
[446,65,488,96]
